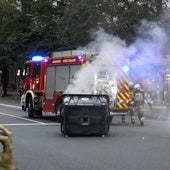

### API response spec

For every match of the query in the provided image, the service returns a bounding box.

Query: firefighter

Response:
[130,83,145,126]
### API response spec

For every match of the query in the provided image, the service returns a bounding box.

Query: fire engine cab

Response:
[18,50,86,118]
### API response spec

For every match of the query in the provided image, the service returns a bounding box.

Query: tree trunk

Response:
[156,0,162,16]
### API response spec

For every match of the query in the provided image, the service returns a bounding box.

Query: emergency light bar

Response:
[32,55,43,61]
[30,52,46,61]
[76,55,85,62]
[76,55,82,60]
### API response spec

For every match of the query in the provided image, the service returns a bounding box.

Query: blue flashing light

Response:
[77,55,82,60]
[32,55,43,61]
[76,55,85,62]
[29,52,46,61]
[122,65,129,73]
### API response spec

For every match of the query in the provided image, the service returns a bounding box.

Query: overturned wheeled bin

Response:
[59,94,112,137]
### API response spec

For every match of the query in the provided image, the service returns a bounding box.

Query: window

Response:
[33,62,41,76]
[23,64,30,77]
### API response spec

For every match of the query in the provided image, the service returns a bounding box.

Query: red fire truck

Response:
[18,50,131,123]
[18,50,88,118]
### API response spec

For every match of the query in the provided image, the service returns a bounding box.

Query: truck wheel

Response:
[28,98,34,118]
[22,106,26,111]
[35,110,42,117]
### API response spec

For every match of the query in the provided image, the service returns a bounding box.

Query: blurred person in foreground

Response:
[0,125,17,170]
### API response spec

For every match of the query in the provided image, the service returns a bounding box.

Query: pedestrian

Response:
[0,70,2,96]
[1,63,9,97]
[0,125,18,170]
[145,93,153,111]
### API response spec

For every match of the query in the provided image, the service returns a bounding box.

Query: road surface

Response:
[0,97,170,170]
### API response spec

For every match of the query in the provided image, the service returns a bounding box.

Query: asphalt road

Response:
[1,96,170,170]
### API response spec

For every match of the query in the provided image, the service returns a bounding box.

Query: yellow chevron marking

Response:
[117,102,128,108]
[122,104,128,108]
[119,93,126,100]
[117,103,123,108]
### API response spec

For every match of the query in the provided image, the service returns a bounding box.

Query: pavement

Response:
[0,89,20,102]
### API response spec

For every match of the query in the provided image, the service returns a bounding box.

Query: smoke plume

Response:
[65,20,168,94]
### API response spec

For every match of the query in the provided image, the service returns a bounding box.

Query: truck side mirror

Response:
[17,68,23,77]
[17,69,21,76]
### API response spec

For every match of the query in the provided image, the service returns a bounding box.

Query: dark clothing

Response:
[1,65,9,96]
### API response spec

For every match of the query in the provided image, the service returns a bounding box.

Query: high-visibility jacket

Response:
[131,89,145,106]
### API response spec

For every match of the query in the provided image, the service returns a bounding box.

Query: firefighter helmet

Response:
[134,83,141,90]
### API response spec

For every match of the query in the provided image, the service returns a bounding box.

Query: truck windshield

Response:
[23,64,31,77]
[33,62,41,76]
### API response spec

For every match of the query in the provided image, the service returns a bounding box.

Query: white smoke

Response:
[65,21,168,94]
[65,28,127,94]
[127,20,167,65]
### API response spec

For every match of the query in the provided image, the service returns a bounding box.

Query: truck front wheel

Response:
[22,105,26,111]
[28,98,34,118]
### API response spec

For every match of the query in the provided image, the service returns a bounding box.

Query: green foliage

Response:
[0,0,168,62]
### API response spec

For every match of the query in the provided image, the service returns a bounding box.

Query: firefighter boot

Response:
[139,117,144,126]
[131,116,135,124]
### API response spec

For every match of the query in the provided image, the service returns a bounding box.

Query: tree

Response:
[0,0,65,61]
[57,0,169,47]
[99,0,168,42]
[0,0,169,61]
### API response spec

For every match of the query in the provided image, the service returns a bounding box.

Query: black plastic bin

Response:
[60,94,111,136]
